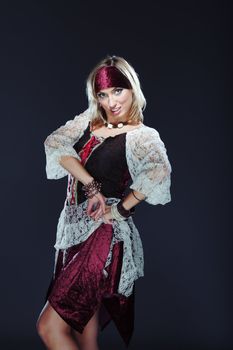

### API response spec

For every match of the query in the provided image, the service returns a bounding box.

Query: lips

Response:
[111,107,121,114]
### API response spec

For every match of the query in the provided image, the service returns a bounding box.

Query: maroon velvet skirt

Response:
[44,222,135,347]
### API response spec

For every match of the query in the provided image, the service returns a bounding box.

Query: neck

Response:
[106,116,129,125]
[104,120,129,128]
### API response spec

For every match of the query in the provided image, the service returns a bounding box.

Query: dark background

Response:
[1,1,232,349]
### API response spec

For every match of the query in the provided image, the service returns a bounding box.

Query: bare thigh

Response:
[37,301,100,345]
[72,304,100,346]
[37,300,71,335]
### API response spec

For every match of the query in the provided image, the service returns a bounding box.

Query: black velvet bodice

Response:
[73,122,133,204]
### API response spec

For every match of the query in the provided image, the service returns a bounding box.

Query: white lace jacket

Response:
[44,108,172,297]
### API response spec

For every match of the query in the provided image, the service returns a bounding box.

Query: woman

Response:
[37,55,172,350]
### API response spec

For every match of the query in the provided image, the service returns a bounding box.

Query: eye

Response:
[97,92,106,99]
[114,88,123,95]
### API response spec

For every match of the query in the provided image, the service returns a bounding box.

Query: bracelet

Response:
[117,201,135,218]
[82,179,101,198]
[111,203,126,221]
[132,190,144,202]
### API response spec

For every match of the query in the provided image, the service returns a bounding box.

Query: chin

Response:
[107,108,128,122]
[115,110,127,119]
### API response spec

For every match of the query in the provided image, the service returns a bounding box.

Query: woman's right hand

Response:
[86,192,106,221]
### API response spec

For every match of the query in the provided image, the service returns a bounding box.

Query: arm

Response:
[125,127,172,206]
[59,155,106,214]
[90,127,172,222]
[59,155,94,185]
[120,190,146,211]
[44,109,108,213]
[94,189,145,223]
[44,109,90,179]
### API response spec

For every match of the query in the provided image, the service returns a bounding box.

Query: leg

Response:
[72,305,100,350]
[36,301,79,350]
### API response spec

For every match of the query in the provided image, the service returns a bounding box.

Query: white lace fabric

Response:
[44,110,172,297]
[54,197,144,297]
[126,126,172,205]
[44,109,90,179]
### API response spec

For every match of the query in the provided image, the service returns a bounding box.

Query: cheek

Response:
[99,100,108,109]
[120,94,132,107]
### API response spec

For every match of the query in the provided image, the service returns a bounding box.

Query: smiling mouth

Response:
[111,107,121,114]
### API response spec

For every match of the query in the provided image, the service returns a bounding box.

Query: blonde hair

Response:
[85,55,146,129]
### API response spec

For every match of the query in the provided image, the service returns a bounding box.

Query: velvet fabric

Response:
[45,129,135,347]
[94,66,132,93]
[74,122,133,205]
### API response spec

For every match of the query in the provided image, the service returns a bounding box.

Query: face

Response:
[96,87,133,123]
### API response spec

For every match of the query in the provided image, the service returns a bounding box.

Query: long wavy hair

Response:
[85,55,146,130]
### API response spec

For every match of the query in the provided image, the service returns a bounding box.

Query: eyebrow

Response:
[97,87,121,94]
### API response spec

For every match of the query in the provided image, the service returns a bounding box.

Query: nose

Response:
[108,95,117,109]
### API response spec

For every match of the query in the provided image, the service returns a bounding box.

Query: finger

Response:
[96,194,106,214]
[94,207,104,221]
[90,209,103,219]
[87,201,99,216]
[102,212,112,224]
[90,209,98,217]
[101,200,106,214]
[87,206,95,216]
[86,201,94,215]
[94,212,102,221]
[86,207,92,216]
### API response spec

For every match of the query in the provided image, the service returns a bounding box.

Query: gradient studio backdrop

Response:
[1,1,232,350]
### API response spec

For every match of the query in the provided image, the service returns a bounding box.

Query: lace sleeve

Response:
[44,109,90,179]
[126,126,172,205]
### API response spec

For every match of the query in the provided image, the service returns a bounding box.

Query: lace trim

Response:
[125,126,172,205]
[44,110,172,206]
[44,110,90,179]
[53,197,144,297]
